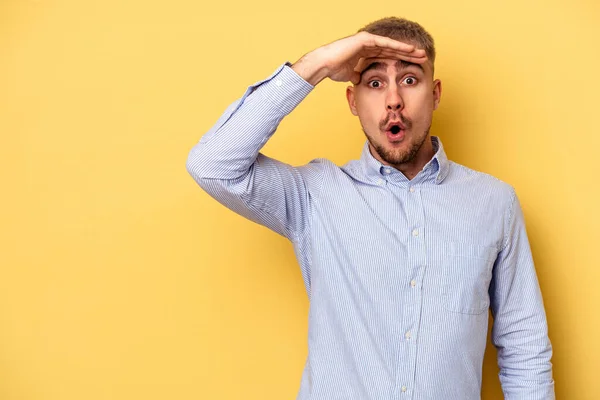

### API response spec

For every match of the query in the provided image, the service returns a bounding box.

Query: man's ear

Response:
[433,79,442,110]
[346,85,358,116]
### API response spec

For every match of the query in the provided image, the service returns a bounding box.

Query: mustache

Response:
[380,113,413,130]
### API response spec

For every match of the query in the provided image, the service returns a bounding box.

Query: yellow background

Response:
[1,0,598,398]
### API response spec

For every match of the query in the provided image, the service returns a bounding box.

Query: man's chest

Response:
[308,180,503,315]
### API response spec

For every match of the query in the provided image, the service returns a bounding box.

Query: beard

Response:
[362,121,431,166]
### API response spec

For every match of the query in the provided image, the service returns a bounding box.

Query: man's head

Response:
[346,17,442,172]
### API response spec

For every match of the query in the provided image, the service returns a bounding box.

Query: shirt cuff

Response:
[242,62,315,116]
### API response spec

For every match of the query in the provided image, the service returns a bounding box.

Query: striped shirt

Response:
[186,63,555,399]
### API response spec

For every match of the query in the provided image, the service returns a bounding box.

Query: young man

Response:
[186,17,555,400]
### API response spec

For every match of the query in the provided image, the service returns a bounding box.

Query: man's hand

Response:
[291,31,427,86]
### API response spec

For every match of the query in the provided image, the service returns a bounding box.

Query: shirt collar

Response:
[359,136,450,185]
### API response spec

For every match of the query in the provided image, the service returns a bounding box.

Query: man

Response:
[186,17,555,400]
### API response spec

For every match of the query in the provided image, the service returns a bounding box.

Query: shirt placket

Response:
[393,182,426,399]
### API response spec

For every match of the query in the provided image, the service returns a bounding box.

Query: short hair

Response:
[358,17,436,71]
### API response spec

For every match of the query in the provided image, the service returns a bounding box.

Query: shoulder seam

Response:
[501,187,518,252]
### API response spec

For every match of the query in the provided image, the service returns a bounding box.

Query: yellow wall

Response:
[1,0,598,398]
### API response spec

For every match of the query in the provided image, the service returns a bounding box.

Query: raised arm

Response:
[185,32,427,240]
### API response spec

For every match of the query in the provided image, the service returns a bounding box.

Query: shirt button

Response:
[377,179,384,185]
[384,169,391,174]
[410,280,416,288]
[412,229,419,237]
[402,386,407,392]
[405,331,411,340]
[275,79,283,87]
[409,187,415,192]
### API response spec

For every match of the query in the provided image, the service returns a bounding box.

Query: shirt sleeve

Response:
[489,189,556,399]
[185,62,322,241]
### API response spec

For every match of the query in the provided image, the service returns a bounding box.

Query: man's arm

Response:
[186,63,318,240]
[186,32,428,240]
[489,189,555,399]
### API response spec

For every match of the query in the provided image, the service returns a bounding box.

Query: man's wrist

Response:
[249,63,314,116]
[291,53,330,86]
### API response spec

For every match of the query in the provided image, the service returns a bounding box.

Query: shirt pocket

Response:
[442,241,498,315]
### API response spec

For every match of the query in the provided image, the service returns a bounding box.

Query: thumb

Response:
[350,71,361,85]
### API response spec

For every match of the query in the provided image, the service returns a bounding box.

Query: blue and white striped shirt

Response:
[186,63,555,399]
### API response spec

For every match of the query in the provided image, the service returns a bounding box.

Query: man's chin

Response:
[382,152,414,166]
[364,126,431,167]
[378,136,428,164]
[375,145,413,165]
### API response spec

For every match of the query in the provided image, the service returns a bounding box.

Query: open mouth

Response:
[385,124,405,142]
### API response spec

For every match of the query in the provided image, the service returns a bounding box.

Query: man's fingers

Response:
[399,53,429,64]
[357,34,428,63]
[361,45,426,59]
[360,33,427,57]
[353,57,368,73]
[359,45,426,57]
[368,51,427,62]
[350,70,361,85]
[361,32,415,52]
[357,49,428,65]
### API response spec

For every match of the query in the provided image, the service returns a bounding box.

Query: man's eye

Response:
[403,77,417,85]
[368,80,382,88]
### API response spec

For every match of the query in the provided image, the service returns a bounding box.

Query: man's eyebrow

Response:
[396,59,424,74]
[360,62,387,77]
[360,60,424,78]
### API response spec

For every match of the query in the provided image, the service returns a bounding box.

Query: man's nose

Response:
[386,86,403,111]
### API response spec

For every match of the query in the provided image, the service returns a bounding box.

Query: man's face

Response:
[346,58,442,167]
